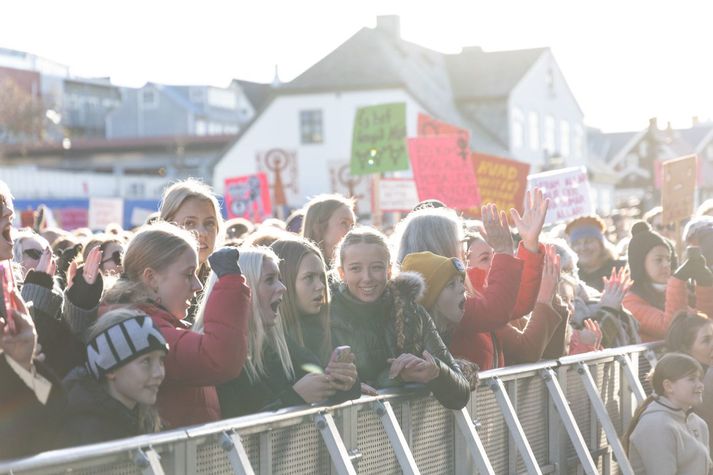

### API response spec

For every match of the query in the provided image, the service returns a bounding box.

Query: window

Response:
[511,108,524,149]
[528,111,540,151]
[141,89,158,109]
[207,88,237,109]
[560,120,570,157]
[544,115,556,153]
[195,120,207,136]
[300,110,323,144]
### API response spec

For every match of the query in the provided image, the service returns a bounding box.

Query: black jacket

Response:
[59,366,142,447]
[218,334,359,419]
[331,272,471,410]
[0,356,65,460]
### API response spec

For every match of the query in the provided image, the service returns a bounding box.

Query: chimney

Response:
[376,15,400,39]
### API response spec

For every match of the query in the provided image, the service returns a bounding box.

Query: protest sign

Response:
[379,178,419,212]
[88,198,123,231]
[466,153,530,218]
[661,155,697,224]
[527,166,592,225]
[417,113,470,156]
[351,103,408,175]
[130,207,155,228]
[407,136,480,209]
[224,173,272,222]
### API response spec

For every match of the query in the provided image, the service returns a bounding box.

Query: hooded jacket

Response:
[331,272,470,410]
[629,397,712,475]
[59,366,144,447]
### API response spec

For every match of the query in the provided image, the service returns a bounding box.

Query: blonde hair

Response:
[194,247,294,382]
[102,222,198,306]
[271,237,331,363]
[87,307,163,433]
[393,207,464,264]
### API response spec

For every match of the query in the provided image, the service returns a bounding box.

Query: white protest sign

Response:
[130,207,154,227]
[379,178,419,212]
[527,166,592,225]
[89,197,124,231]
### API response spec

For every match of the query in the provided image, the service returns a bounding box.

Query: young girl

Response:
[203,248,358,418]
[302,194,356,266]
[666,311,713,453]
[270,237,332,364]
[330,226,470,409]
[623,353,712,474]
[61,308,167,446]
[623,221,713,341]
[67,222,250,429]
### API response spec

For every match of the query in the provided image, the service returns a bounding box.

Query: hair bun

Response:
[631,221,652,236]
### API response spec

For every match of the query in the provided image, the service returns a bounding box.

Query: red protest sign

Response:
[417,113,470,141]
[407,136,480,209]
[464,153,530,218]
[224,173,272,223]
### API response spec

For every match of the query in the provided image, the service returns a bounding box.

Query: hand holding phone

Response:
[330,345,353,364]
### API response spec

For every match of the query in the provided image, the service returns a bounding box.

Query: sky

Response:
[2,0,712,132]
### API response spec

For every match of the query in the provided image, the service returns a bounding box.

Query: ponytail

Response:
[621,395,655,454]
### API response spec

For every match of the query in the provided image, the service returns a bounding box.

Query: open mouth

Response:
[458,299,466,311]
[270,299,282,313]
[1,224,12,245]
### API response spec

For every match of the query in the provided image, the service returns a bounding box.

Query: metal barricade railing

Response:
[0,343,663,475]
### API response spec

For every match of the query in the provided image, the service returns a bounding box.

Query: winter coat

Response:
[578,259,626,292]
[0,356,65,460]
[698,366,713,455]
[624,277,713,342]
[138,273,250,429]
[218,334,360,418]
[59,366,144,447]
[21,270,84,378]
[501,300,568,365]
[61,271,250,429]
[628,397,712,475]
[331,272,470,410]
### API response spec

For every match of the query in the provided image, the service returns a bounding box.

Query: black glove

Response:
[690,254,713,286]
[208,247,242,278]
[673,259,694,281]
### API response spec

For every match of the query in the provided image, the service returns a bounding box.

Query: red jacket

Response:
[139,273,250,429]
[451,243,544,370]
[623,278,713,342]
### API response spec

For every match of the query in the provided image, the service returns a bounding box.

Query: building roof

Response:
[674,124,713,153]
[587,129,641,163]
[231,79,272,110]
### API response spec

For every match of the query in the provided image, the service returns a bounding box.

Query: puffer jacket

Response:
[331,272,470,409]
[59,366,144,447]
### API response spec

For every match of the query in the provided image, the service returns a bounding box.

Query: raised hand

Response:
[579,319,603,349]
[480,204,514,255]
[510,188,549,253]
[82,246,102,285]
[536,245,561,304]
[35,248,56,276]
[65,260,78,290]
[599,267,632,309]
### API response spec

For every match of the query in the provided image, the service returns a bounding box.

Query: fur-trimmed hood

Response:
[388,271,425,304]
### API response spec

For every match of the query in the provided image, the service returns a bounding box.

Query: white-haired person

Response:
[197,247,358,418]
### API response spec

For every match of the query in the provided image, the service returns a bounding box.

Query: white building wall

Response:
[213,89,426,208]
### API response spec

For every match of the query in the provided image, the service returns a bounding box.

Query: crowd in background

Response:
[1,178,712,473]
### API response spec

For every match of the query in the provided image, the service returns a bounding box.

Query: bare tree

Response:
[0,77,45,144]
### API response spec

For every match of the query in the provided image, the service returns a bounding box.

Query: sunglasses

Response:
[23,248,43,260]
[100,250,123,268]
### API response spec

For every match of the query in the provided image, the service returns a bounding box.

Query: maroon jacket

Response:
[139,273,250,429]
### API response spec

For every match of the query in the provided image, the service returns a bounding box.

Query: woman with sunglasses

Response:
[82,235,124,277]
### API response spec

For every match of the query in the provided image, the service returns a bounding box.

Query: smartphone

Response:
[0,262,16,334]
[330,345,352,363]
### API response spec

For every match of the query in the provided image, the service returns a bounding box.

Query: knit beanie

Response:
[627,221,669,284]
[400,252,465,310]
[86,312,169,380]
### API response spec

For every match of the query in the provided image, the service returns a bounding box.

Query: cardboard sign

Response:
[527,167,592,225]
[351,102,408,175]
[88,198,124,231]
[379,178,419,212]
[466,153,530,217]
[224,173,272,223]
[417,113,470,142]
[407,136,480,209]
[661,155,697,224]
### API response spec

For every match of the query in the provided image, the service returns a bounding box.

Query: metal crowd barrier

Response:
[0,343,662,475]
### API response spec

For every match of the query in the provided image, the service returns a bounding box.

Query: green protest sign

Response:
[350,102,408,175]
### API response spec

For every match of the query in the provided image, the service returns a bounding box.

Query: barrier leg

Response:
[617,355,646,404]
[133,447,165,475]
[220,430,256,475]
[315,413,357,475]
[577,363,634,475]
[541,368,598,475]
[373,400,420,475]
[453,407,496,475]
[489,377,542,475]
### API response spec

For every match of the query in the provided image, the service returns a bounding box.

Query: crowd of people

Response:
[0,177,712,473]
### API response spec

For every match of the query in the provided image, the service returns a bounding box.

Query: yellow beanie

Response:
[400,252,465,310]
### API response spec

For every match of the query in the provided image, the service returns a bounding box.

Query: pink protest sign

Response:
[407,136,480,209]
[224,173,272,223]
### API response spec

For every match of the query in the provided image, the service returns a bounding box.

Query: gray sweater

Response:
[629,397,712,475]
